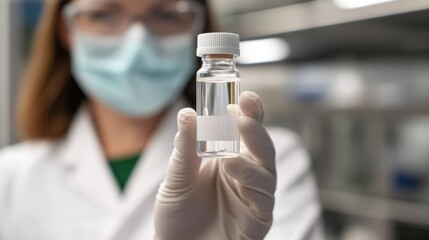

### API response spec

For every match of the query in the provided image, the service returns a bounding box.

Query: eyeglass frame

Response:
[62,0,206,37]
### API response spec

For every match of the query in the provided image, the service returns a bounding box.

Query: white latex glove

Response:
[154,91,277,240]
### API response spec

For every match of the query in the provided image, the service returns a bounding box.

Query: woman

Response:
[0,0,322,239]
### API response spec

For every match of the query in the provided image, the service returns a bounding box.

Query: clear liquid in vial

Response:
[196,77,240,158]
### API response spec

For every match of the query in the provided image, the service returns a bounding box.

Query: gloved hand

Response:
[153,91,277,240]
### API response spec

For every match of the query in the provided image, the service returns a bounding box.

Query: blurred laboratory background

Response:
[1,0,429,239]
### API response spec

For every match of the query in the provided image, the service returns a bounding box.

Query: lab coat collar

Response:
[56,99,189,212]
[106,100,187,239]
[57,104,121,210]
[123,98,185,207]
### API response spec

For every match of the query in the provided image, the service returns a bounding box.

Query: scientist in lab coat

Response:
[0,0,322,239]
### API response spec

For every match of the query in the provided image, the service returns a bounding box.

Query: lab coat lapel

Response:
[57,106,120,210]
[105,99,188,239]
[124,98,187,206]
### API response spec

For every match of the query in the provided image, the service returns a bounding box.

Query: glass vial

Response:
[196,32,240,158]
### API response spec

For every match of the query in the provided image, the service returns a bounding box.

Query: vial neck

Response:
[202,54,237,68]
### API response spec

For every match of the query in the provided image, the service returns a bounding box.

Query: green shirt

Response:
[108,154,140,192]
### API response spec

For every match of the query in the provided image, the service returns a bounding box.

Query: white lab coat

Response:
[0,99,323,240]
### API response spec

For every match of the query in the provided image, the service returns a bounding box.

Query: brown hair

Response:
[17,0,214,140]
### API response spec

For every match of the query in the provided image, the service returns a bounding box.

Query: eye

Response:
[152,11,181,23]
[88,10,118,23]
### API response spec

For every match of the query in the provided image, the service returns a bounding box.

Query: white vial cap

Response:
[197,32,240,57]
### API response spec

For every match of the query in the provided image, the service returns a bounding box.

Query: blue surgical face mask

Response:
[70,25,195,117]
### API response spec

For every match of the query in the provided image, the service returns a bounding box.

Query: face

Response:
[61,0,204,117]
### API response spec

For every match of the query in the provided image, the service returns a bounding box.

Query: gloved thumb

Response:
[159,108,201,199]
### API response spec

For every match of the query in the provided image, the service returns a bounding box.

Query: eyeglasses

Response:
[63,1,204,37]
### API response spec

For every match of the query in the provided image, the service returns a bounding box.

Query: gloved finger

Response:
[159,108,201,199]
[239,91,264,123]
[220,169,274,239]
[223,156,276,196]
[240,187,275,221]
[238,116,276,175]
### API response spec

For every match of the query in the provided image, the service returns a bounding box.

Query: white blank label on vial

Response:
[197,116,239,141]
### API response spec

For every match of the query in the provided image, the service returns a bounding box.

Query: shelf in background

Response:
[217,0,429,60]
[320,189,429,227]
[270,105,429,118]
[219,0,429,39]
